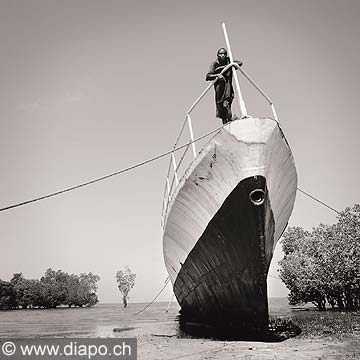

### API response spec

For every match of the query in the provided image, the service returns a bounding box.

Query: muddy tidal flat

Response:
[1,298,359,359]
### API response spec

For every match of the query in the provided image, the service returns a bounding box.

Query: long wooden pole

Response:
[221,22,248,117]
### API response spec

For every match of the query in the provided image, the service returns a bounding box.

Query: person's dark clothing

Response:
[206,57,242,124]
[206,57,234,103]
[216,98,232,125]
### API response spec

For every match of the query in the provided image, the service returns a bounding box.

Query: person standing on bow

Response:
[206,48,243,125]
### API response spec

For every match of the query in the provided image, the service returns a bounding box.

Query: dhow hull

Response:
[163,117,297,328]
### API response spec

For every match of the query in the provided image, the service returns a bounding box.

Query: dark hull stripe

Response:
[173,176,275,327]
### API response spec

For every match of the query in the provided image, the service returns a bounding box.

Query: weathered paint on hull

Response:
[163,117,297,328]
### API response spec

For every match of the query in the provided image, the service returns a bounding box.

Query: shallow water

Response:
[0,298,303,338]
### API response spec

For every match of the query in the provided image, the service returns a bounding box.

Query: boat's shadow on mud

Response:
[177,315,301,342]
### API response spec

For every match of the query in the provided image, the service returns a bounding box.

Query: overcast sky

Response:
[0,0,359,304]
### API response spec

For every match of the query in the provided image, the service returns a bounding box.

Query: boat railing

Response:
[160,61,281,231]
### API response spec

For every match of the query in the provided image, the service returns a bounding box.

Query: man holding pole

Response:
[206,48,243,124]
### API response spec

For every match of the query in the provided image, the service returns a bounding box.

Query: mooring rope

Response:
[0,131,344,218]
[0,125,225,213]
[132,277,171,316]
[297,188,341,215]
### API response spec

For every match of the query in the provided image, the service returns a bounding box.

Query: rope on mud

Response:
[165,343,228,360]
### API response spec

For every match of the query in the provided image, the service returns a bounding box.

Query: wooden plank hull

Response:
[163,117,297,328]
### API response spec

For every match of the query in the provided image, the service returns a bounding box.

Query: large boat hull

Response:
[163,117,297,328]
